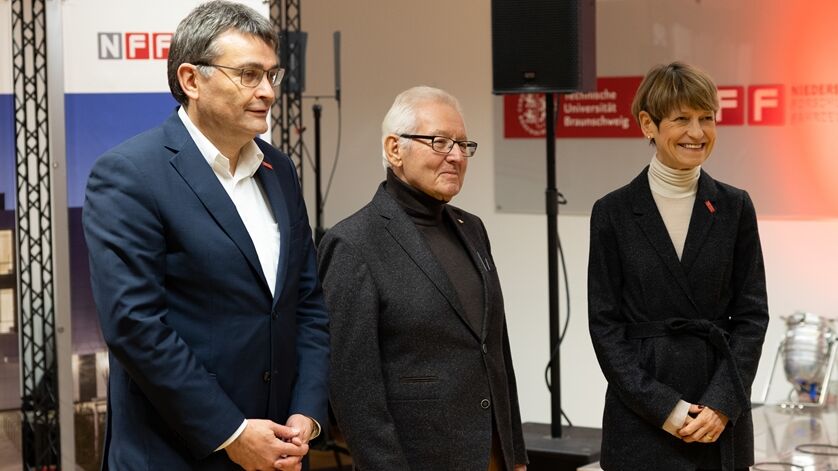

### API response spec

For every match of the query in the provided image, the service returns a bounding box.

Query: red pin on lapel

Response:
[705,200,716,214]
[261,161,273,170]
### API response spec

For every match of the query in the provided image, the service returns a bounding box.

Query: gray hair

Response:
[380,86,464,169]
[167,0,277,105]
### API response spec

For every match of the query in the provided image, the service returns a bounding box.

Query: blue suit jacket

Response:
[83,111,330,470]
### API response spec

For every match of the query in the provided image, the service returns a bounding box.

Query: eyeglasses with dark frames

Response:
[399,134,478,157]
[196,63,285,88]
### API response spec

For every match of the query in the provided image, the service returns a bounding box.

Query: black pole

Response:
[545,93,561,438]
[313,102,324,244]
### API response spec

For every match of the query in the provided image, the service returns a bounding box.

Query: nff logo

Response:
[716,85,784,126]
[98,32,172,60]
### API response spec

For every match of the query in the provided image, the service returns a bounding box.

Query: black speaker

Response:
[491,0,596,94]
[279,31,308,94]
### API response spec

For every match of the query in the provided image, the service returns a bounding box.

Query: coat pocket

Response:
[399,375,439,384]
[390,375,441,400]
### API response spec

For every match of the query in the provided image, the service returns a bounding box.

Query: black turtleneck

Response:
[385,169,485,334]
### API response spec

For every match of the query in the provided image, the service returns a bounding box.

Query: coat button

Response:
[482,343,488,354]
[271,311,278,320]
[480,399,490,409]
[263,371,271,383]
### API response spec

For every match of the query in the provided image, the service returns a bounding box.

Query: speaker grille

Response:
[491,0,596,94]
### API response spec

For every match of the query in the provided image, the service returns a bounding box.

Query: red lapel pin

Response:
[705,200,716,214]
[261,161,273,170]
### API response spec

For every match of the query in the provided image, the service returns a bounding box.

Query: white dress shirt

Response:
[177,107,279,450]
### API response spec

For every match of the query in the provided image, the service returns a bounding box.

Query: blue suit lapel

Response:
[254,155,291,307]
[164,114,271,295]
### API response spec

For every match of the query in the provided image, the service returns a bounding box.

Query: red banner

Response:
[504,76,643,138]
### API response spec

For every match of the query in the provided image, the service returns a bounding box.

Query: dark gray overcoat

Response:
[588,167,769,470]
[318,184,527,470]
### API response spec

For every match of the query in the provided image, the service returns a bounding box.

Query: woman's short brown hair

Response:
[631,62,719,127]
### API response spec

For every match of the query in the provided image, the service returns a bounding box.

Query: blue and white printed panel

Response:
[61,0,269,208]
[1,1,14,210]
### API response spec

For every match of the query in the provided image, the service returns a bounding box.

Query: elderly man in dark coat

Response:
[318,86,528,471]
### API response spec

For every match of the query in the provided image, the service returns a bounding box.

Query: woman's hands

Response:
[678,404,728,443]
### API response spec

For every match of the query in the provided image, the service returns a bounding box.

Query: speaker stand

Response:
[527,93,601,470]
[545,92,561,436]
[523,422,601,471]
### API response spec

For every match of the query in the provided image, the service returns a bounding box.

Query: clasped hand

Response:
[225,416,313,471]
[678,404,728,444]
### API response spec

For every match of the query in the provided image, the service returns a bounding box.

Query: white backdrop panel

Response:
[0,1,11,94]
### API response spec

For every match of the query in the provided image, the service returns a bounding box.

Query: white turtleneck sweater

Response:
[648,154,700,260]
[647,154,701,437]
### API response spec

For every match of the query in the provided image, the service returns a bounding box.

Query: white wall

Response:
[300,0,838,428]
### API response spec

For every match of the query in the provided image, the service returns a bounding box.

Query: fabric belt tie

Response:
[626,318,749,471]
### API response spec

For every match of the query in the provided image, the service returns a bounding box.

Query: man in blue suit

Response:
[82,2,329,469]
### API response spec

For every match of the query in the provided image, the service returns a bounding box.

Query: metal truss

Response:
[270,0,305,186]
[11,0,61,467]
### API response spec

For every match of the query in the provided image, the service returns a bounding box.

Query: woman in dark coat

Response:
[588,62,769,471]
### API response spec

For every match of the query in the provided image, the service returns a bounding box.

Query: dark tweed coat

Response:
[588,167,769,470]
[318,183,527,471]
